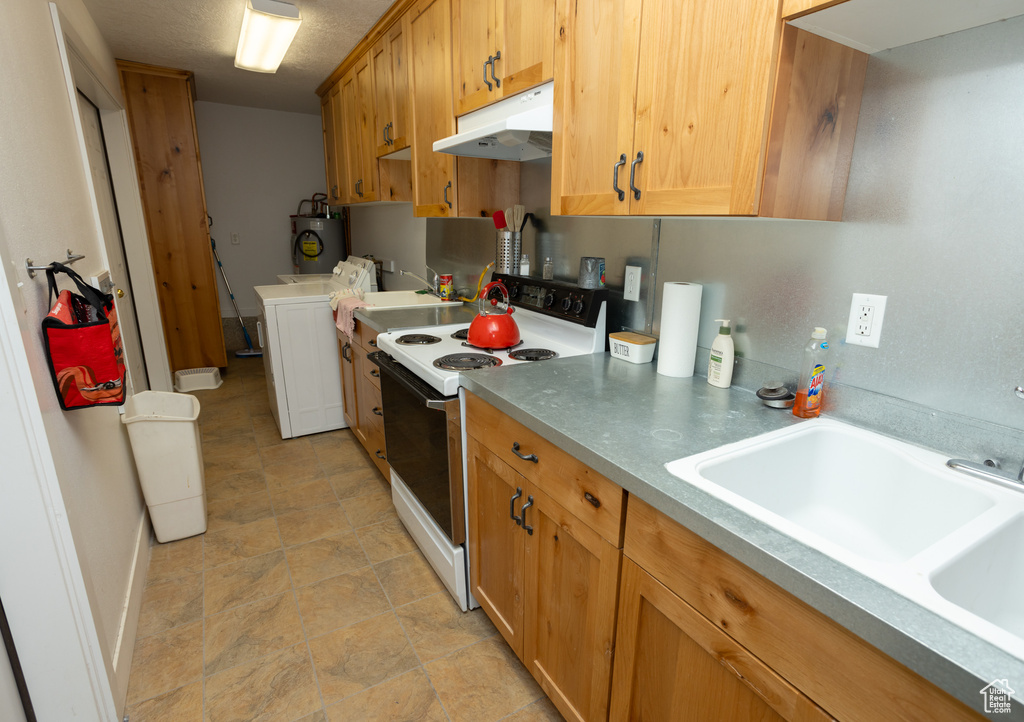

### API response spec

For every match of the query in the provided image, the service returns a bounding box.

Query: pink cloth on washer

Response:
[334,296,370,342]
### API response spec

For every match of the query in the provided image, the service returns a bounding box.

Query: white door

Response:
[75,91,148,394]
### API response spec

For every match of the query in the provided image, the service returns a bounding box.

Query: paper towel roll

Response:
[657,282,703,377]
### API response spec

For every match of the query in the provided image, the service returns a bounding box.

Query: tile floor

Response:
[125,355,563,722]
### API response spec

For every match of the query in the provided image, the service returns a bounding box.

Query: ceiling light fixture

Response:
[234,0,302,74]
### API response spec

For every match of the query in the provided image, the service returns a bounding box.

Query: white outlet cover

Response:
[624,265,642,302]
[846,293,887,347]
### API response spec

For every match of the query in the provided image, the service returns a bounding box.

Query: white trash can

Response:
[121,391,207,542]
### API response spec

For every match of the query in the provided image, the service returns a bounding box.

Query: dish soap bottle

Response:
[707,319,734,388]
[793,327,828,418]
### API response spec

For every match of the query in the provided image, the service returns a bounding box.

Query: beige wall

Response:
[0,0,149,715]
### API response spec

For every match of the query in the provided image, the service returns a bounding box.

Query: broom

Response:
[211,237,262,358]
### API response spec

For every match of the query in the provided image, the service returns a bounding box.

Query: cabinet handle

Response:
[483,56,494,91]
[490,50,501,88]
[443,181,452,209]
[584,491,601,508]
[369,339,377,347]
[372,406,383,416]
[511,441,538,464]
[341,342,351,362]
[387,122,393,145]
[375,449,386,460]
[256,320,264,349]
[612,154,626,202]
[509,487,523,526]
[521,495,534,535]
[370,368,380,377]
[629,151,643,200]
[331,184,339,200]
[383,125,388,145]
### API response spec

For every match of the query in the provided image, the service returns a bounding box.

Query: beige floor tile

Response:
[324,668,447,722]
[196,395,248,418]
[205,643,321,722]
[277,503,350,547]
[204,517,282,568]
[396,592,496,662]
[204,551,291,615]
[328,466,388,501]
[264,457,326,492]
[206,490,275,533]
[295,567,390,638]
[252,413,284,447]
[309,428,358,448]
[206,469,267,503]
[203,434,259,462]
[315,438,370,474]
[126,620,203,704]
[204,593,305,675]
[355,517,418,564]
[309,612,419,705]
[342,491,398,529]
[147,535,204,582]
[137,572,203,638]
[285,531,368,587]
[294,712,327,722]
[504,697,566,722]
[375,551,446,608]
[425,636,543,722]
[124,680,203,722]
[271,478,338,515]
[200,410,253,442]
[260,437,316,467]
[245,394,273,416]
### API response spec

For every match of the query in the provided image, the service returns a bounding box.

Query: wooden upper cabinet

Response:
[453,0,555,116]
[338,53,379,203]
[118,61,226,372]
[322,84,343,203]
[552,0,867,220]
[371,13,412,157]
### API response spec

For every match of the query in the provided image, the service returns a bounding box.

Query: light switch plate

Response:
[624,265,642,302]
[846,293,887,348]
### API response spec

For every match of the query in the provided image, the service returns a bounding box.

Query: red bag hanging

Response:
[41,263,126,409]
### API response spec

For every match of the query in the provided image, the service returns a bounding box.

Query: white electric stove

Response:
[370,274,608,610]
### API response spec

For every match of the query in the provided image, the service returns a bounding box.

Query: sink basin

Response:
[930,514,1024,638]
[363,291,461,310]
[666,419,996,566]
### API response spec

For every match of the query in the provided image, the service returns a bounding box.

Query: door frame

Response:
[50,2,172,392]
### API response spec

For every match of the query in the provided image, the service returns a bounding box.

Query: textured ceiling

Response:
[82,0,393,115]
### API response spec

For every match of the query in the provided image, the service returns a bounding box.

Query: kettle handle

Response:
[479,281,512,315]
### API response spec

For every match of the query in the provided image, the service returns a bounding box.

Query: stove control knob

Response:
[508,283,520,299]
[544,292,555,308]
[572,298,585,315]
[561,296,572,312]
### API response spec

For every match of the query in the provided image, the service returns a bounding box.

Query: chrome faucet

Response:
[400,268,439,296]
[946,385,1024,492]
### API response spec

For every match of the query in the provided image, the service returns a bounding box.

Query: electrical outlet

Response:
[846,293,887,348]
[624,265,641,302]
[230,232,240,245]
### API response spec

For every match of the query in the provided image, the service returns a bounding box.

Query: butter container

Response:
[609,332,657,364]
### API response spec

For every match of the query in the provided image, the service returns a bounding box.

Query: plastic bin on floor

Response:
[121,391,207,543]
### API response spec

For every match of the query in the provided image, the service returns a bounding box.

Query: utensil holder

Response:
[495,231,522,274]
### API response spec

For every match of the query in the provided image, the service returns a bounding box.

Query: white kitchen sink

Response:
[667,417,1024,659]
[363,291,461,310]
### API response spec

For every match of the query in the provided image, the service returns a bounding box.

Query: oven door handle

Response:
[425,399,447,411]
[369,350,449,409]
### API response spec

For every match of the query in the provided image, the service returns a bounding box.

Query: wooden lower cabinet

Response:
[336,321,388,478]
[465,392,624,722]
[338,334,359,434]
[610,557,831,722]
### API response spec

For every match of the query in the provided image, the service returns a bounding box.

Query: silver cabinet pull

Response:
[612,153,626,201]
[511,441,538,463]
[372,406,383,416]
[629,151,643,200]
[510,487,523,526]
[383,125,388,145]
[331,184,339,200]
[483,56,494,91]
[375,449,386,460]
[370,368,380,377]
[341,342,351,362]
[490,50,501,88]
[443,181,453,209]
[369,339,377,347]
[521,495,534,535]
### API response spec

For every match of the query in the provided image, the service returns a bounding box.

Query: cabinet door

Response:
[609,558,832,722]
[339,66,362,204]
[349,341,369,446]
[409,0,458,217]
[497,0,555,96]
[453,0,498,116]
[322,86,342,203]
[387,14,412,152]
[338,337,358,431]
[370,35,394,158]
[467,437,527,658]
[629,0,777,215]
[523,485,622,722]
[354,51,379,202]
[551,0,642,216]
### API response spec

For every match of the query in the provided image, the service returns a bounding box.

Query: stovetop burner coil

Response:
[433,353,504,371]
[450,328,470,340]
[508,348,558,361]
[461,340,524,354]
[396,333,442,345]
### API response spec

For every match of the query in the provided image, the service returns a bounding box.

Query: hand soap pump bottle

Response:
[707,319,734,388]
[793,327,828,418]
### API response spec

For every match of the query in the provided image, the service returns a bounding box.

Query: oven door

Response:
[368,351,465,546]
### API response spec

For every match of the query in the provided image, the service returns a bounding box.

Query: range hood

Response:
[433,81,553,161]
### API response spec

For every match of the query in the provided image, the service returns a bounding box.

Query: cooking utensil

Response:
[505,207,513,231]
[468,281,521,349]
[513,205,525,233]
[493,210,506,230]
